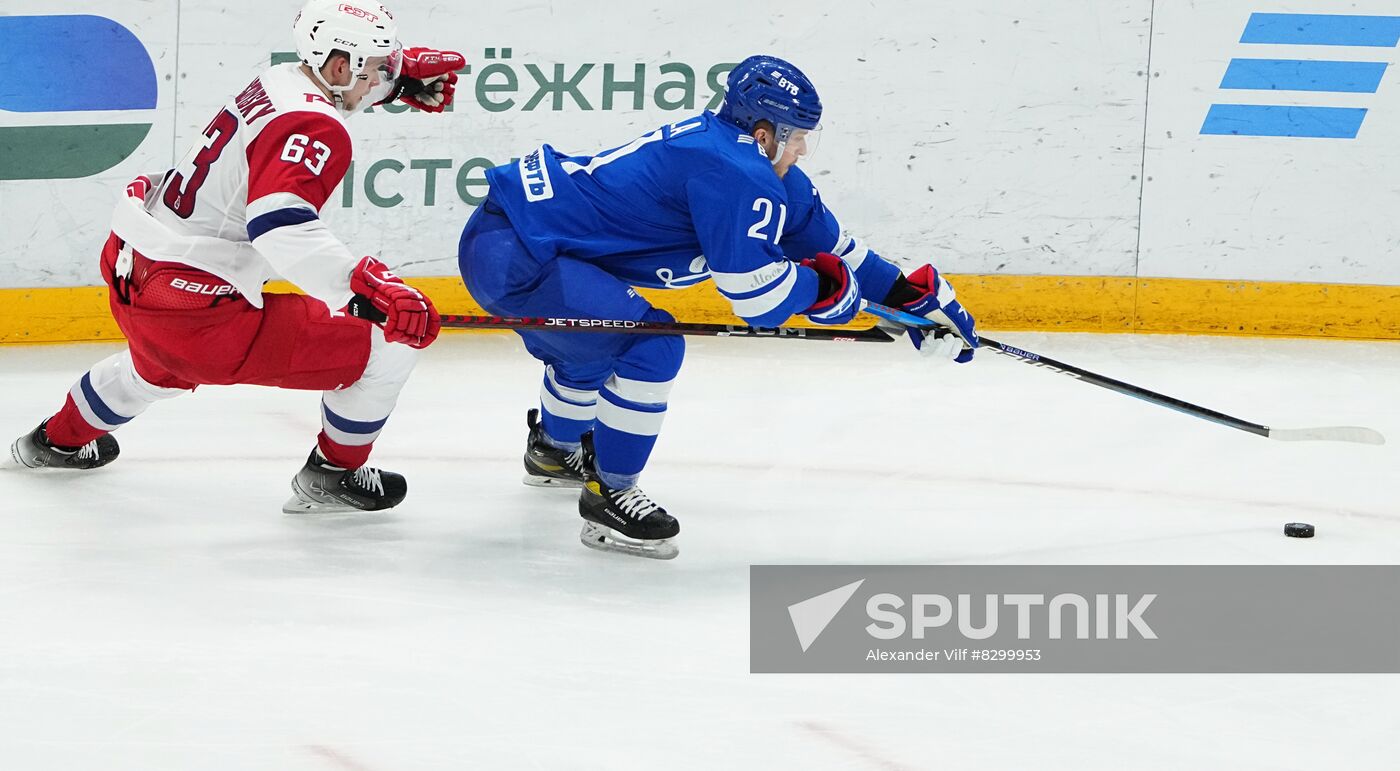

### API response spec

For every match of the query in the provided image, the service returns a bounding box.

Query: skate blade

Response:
[579,521,678,560]
[281,495,366,515]
[522,473,583,489]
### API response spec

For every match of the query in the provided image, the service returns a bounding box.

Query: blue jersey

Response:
[485,112,901,326]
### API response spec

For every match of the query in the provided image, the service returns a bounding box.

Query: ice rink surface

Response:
[2,331,1398,770]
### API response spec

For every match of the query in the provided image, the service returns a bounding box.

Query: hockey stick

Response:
[347,295,897,343]
[433,313,898,342]
[861,301,1386,446]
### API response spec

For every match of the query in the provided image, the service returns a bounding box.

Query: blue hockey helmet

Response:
[717,55,822,153]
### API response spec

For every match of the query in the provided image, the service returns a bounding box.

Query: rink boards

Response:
[2,1,1399,342]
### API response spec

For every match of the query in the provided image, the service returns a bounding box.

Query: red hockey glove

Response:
[349,256,441,349]
[380,47,465,112]
[800,252,861,325]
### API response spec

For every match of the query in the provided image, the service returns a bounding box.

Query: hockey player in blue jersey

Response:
[457,55,979,559]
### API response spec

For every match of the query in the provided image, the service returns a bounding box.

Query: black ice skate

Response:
[577,432,679,560]
[9,420,120,470]
[283,449,407,514]
[523,408,586,488]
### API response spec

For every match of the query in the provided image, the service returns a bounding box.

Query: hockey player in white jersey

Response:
[10,1,464,513]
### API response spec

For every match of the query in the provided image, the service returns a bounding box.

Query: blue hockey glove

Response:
[800,252,861,325]
[886,264,979,363]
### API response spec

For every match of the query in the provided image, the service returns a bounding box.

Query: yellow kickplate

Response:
[3,274,1398,344]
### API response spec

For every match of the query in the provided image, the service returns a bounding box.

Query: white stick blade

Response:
[1268,426,1387,445]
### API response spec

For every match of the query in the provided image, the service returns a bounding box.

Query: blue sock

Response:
[594,374,673,489]
[538,366,597,452]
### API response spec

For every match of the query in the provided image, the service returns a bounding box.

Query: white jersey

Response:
[111,63,358,309]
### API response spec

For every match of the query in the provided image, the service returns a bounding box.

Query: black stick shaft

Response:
[858,300,1275,437]
[977,335,1271,437]
[436,314,897,343]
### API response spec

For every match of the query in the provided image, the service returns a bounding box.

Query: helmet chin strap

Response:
[307,61,364,118]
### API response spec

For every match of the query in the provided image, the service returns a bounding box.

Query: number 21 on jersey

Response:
[747,198,787,244]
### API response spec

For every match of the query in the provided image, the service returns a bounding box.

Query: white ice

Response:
[2,332,1399,770]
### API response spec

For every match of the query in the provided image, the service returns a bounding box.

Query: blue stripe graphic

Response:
[1201,104,1368,138]
[247,207,319,240]
[0,15,157,111]
[1241,13,1400,47]
[79,373,133,426]
[1220,59,1388,93]
[321,403,389,435]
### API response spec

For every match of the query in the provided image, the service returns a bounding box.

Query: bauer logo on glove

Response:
[884,264,980,363]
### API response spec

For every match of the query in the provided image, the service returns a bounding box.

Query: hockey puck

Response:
[1284,522,1315,538]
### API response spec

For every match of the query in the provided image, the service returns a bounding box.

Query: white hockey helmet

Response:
[292,0,402,112]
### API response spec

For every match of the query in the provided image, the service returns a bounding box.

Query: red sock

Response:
[317,431,373,470]
[43,395,108,449]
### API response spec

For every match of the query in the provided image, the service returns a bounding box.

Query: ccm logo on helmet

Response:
[338,4,380,22]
